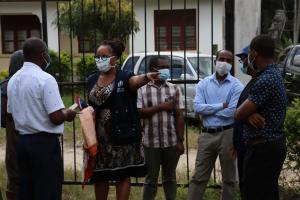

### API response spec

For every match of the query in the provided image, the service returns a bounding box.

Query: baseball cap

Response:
[236,45,249,58]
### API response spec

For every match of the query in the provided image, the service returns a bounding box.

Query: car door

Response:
[284,46,300,100]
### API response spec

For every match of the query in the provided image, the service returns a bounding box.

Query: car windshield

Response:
[188,57,214,78]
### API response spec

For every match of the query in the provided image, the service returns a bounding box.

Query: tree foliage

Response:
[56,0,139,49]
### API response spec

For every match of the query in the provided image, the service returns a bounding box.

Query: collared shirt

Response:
[137,81,184,148]
[7,62,65,135]
[194,73,244,128]
[243,65,287,141]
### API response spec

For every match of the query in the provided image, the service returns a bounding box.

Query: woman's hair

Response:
[101,39,125,59]
[9,50,24,77]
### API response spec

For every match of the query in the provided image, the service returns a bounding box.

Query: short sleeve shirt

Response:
[7,62,65,135]
[137,81,184,148]
[243,65,287,141]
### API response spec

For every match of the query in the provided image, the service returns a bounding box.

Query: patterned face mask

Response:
[95,56,114,72]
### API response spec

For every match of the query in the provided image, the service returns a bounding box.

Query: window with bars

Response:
[1,15,41,54]
[154,9,196,51]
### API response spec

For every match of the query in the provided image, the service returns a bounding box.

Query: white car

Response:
[121,52,215,118]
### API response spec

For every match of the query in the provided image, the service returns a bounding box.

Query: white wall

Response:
[234,0,261,84]
[0,2,59,52]
[131,0,224,55]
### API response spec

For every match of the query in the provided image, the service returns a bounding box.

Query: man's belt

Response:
[202,124,234,133]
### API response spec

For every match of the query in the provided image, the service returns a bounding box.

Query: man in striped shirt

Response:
[137,56,184,200]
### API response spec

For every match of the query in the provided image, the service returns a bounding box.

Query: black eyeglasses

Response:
[94,55,111,61]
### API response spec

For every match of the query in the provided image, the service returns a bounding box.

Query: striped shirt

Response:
[137,81,184,148]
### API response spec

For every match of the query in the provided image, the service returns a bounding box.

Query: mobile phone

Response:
[75,96,88,110]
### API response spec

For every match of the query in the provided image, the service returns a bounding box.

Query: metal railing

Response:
[39,0,234,187]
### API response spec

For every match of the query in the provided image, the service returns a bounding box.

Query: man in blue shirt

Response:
[235,35,287,200]
[188,50,244,200]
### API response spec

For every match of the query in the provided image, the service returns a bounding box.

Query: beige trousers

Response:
[188,128,237,200]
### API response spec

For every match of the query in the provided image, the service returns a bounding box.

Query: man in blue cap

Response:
[233,45,258,192]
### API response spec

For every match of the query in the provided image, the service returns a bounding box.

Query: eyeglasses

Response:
[94,55,112,61]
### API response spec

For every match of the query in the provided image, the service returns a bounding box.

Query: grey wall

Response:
[234,0,261,85]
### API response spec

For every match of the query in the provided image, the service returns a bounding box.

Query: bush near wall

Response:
[0,70,8,81]
[76,55,97,81]
[285,98,300,176]
[48,50,71,82]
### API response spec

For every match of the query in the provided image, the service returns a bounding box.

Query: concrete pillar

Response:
[234,0,261,84]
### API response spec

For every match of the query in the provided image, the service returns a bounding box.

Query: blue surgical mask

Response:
[240,63,248,74]
[95,57,114,72]
[158,69,170,81]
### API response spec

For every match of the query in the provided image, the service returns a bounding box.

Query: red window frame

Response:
[154,9,196,51]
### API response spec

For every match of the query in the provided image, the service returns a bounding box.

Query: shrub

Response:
[48,50,71,82]
[76,55,97,81]
[0,70,8,80]
[285,98,300,173]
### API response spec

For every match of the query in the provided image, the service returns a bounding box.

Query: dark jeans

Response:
[143,146,179,200]
[17,133,63,200]
[241,139,286,200]
[237,149,245,191]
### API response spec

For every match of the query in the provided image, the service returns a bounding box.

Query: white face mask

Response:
[42,54,51,71]
[215,61,232,76]
[95,57,114,72]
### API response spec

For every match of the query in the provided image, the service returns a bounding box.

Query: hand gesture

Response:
[159,101,175,111]
[247,113,265,128]
[223,102,229,108]
[146,72,160,81]
[64,108,76,122]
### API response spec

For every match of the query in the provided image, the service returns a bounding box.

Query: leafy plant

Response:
[76,55,97,81]
[284,98,300,174]
[0,70,8,81]
[48,50,71,82]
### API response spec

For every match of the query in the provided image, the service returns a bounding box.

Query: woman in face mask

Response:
[86,39,159,200]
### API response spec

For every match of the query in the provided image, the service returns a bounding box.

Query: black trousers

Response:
[16,133,63,200]
[241,139,286,200]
